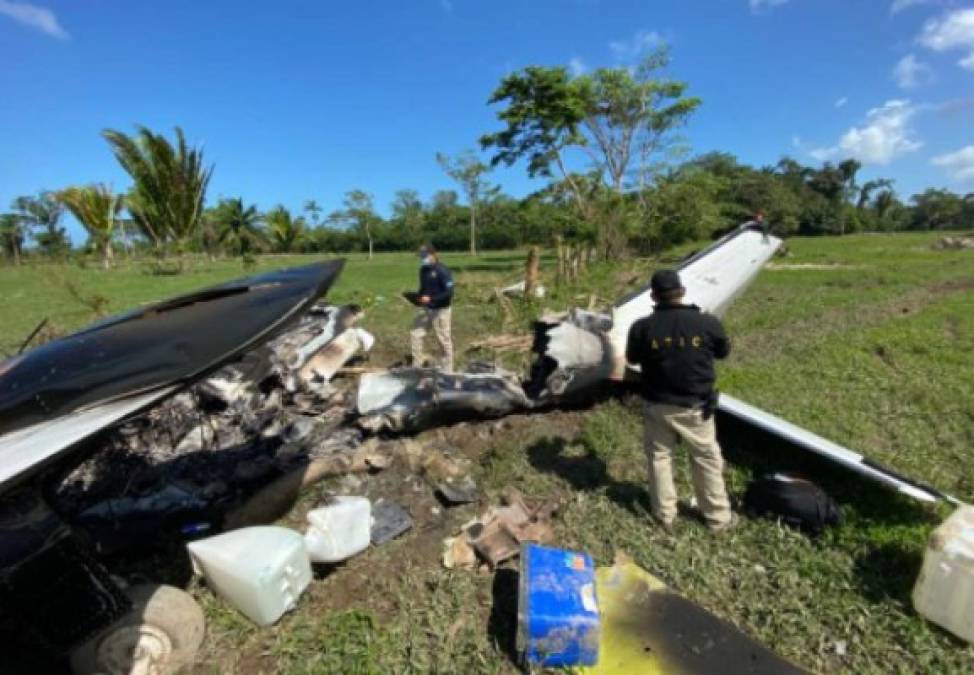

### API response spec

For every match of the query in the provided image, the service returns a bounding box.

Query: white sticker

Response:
[580,583,598,613]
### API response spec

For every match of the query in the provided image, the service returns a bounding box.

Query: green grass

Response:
[3,233,972,673]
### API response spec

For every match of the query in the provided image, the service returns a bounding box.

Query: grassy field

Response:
[2,233,973,673]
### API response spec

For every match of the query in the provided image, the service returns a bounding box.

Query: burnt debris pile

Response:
[54,303,374,530]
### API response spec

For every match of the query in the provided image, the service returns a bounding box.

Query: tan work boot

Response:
[651,514,675,534]
[708,512,739,535]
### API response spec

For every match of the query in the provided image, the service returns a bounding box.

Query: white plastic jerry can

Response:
[187,526,312,626]
[912,505,974,643]
[304,496,372,563]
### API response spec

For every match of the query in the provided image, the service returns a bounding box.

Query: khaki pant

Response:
[410,307,453,371]
[643,401,732,528]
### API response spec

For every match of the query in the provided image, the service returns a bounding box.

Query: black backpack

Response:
[743,473,841,536]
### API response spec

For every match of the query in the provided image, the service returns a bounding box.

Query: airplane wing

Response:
[0,260,345,490]
[717,393,953,504]
[0,386,177,488]
[528,223,951,503]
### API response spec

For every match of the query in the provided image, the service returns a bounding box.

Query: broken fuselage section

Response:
[527,224,782,402]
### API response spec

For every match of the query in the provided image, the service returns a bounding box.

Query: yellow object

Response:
[581,560,805,675]
[579,562,667,675]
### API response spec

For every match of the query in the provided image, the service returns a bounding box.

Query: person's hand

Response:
[420,295,431,305]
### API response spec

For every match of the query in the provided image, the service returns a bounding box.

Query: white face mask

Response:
[421,255,434,266]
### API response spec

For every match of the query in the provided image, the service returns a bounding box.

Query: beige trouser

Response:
[410,307,453,371]
[643,401,732,528]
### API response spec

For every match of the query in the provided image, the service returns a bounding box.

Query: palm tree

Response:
[102,126,212,254]
[303,199,322,226]
[0,213,26,265]
[211,198,265,260]
[266,206,307,253]
[56,185,123,269]
[874,190,897,230]
[13,193,68,257]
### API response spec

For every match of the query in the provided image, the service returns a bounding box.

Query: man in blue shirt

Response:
[410,244,455,370]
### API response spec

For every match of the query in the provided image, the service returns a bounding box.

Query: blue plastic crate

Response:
[518,542,600,667]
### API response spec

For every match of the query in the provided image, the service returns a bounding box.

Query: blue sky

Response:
[1,0,972,242]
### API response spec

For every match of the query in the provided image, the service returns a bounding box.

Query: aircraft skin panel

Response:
[0,261,345,437]
[718,393,942,503]
[0,387,177,488]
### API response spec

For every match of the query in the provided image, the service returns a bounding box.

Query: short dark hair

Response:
[419,243,438,256]
[650,269,683,294]
[654,287,685,302]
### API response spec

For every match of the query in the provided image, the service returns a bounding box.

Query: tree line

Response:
[2,46,972,269]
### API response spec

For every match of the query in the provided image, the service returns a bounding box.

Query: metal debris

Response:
[371,499,414,545]
[442,487,556,569]
[356,368,534,433]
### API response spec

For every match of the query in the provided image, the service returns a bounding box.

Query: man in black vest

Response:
[410,244,455,370]
[625,269,735,533]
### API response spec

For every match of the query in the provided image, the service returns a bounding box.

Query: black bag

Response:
[743,473,841,536]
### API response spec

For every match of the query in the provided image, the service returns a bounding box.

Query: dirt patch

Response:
[873,345,899,371]
[188,408,585,673]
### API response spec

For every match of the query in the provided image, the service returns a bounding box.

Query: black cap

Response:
[650,269,684,294]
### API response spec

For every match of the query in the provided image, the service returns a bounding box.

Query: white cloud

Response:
[749,0,791,12]
[835,97,848,109]
[918,8,974,71]
[809,100,923,165]
[569,57,587,76]
[890,0,936,15]
[609,29,663,61]
[893,53,934,88]
[931,145,974,182]
[0,0,67,38]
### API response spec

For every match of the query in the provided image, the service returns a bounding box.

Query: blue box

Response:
[518,543,600,667]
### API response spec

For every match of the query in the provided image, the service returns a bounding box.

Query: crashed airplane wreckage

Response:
[0,226,955,672]
[0,261,366,673]
[358,223,952,505]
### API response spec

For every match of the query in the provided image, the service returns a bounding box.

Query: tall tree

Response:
[807,159,861,234]
[436,150,491,255]
[13,192,68,256]
[56,185,124,269]
[857,178,894,210]
[211,198,265,259]
[874,189,897,221]
[481,66,589,212]
[303,199,322,226]
[584,48,700,194]
[0,213,26,265]
[481,46,700,256]
[265,205,307,252]
[103,126,212,252]
[910,189,965,230]
[390,189,425,248]
[333,190,380,259]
